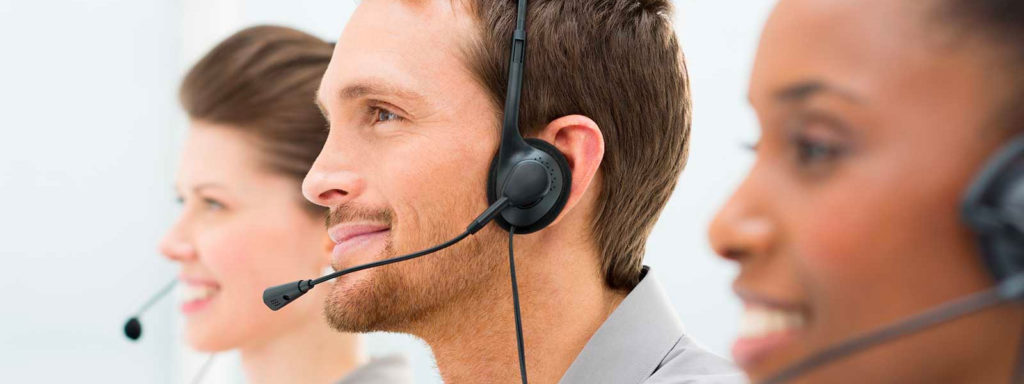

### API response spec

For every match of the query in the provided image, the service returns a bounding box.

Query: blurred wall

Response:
[0,0,182,382]
[0,0,773,382]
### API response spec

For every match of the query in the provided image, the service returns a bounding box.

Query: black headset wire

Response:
[508,226,528,384]
[190,354,216,384]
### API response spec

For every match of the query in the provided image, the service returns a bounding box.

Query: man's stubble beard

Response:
[322,221,507,334]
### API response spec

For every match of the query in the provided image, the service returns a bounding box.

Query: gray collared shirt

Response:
[559,267,746,384]
[335,354,414,384]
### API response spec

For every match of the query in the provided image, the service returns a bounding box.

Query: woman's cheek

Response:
[793,185,906,329]
[204,229,253,276]
[200,225,272,312]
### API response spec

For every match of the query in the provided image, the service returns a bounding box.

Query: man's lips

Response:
[328,223,391,268]
[328,223,391,244]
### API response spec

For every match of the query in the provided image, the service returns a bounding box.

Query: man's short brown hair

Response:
[463,0,691,290]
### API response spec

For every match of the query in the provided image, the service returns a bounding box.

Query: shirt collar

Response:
[559,266,684,384]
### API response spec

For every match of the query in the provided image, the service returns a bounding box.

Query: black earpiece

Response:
[962,134,1024,284]
[486,0,571,235]
[488,138,571,234]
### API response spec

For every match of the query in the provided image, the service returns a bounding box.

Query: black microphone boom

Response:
[263,197,511,311]
[123,278,178,341]
[760,273,1024,384]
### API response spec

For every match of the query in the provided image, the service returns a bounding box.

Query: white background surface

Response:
[0,0,773,382]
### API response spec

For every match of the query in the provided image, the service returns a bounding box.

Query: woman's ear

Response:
[532,115,604,225]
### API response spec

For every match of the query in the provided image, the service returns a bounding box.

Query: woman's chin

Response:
[184,319,237,352]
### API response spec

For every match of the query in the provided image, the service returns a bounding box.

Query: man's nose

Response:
[303,154,366,208]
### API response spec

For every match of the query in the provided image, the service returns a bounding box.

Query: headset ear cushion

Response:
[963,135,1024,281]
[486,138,573,234]
[520,138,573,233]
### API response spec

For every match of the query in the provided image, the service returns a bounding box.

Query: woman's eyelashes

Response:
[202,197,226,212]
[742,139,761,153]
[783,112,853,175]
[175,195,227,212]
[791,132,846,166]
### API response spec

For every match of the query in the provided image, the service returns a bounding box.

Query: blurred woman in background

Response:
[159,25,411,384]
[709,0,1024,383]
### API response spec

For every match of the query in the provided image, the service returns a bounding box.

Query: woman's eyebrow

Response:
[775,80,863,104]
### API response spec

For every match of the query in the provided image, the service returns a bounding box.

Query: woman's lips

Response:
[732,304,808,369]
[329,225,391,268]
[180,281,219,315]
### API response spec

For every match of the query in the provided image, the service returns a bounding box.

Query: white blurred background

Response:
[0,0,772,382]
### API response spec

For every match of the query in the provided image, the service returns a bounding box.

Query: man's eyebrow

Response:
[314,79,426,124]
[775,80,862,103]
[338,79,426,103]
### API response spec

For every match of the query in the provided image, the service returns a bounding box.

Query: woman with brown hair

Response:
[708,0,1024,383]
[159,25,412,383]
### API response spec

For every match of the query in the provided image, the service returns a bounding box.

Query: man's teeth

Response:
[739,306,805,338]
[182,285,218,302]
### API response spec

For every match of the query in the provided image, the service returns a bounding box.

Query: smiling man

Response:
[302,0,740,383]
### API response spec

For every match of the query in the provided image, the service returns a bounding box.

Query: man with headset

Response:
[301,0,740,382]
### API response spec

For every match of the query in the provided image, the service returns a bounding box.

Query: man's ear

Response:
[532,115,604,225]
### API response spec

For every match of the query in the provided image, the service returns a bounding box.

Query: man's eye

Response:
[373,107,402,123]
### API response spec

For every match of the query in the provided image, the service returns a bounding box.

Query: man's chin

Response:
[321,226,505,334]
[322,266,422,333]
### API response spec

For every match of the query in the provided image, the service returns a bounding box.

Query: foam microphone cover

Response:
[263,280,311,311]
[124,317,142,341]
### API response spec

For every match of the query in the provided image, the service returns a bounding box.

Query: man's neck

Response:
[240,302,366,384]
[420,232,629,384]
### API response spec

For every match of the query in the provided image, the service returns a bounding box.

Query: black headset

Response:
[486,0,571,234]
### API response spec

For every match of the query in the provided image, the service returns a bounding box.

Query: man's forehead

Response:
[340,0,477,51]
[320,0,479,103]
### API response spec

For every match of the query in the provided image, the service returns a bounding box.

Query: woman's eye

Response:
[203,198,225,211]
[793,134,845,165]
[742,139,761,153]
[782,112,851,171]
